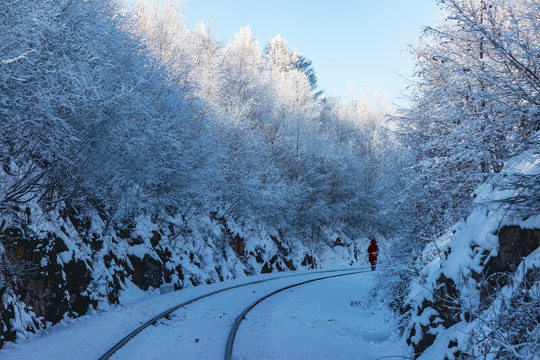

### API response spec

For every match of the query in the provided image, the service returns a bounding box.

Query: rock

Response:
[127,254,164,291]
[487,226,540,274]
[481,226,540,305]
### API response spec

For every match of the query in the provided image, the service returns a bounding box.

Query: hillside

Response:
[403,142,540,359]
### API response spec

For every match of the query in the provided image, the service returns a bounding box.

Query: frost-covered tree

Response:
[396,0,540,244]
[264,34,319,93]
[384,0,540,327]
[0,0,216,224]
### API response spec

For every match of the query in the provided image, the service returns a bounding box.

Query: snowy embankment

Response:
[1,270,408,360]
[405,147,540,359]
[0,165,372,349]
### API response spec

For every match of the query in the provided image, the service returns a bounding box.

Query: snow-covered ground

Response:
[234,274,409,360]
[0,267,408,360]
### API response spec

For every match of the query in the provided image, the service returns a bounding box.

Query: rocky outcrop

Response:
[0,204,361,348]
[486,226,540,274]
[1,227,97,323]
[407,225,539,359]
[479,226,540,307]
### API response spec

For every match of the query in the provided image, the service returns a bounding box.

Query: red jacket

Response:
[367,239,379,262]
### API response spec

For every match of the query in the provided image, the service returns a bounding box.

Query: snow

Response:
[117,279,157,304]
[0,268,408,360]
[404,145,540,359]
[408,147,540,311]
[126,244,153,259]
[416,321,470,360]
[234,274,409,360]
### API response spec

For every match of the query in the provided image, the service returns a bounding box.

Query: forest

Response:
[0,0,538,359]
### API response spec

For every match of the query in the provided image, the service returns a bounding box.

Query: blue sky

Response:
[185,0,441,104]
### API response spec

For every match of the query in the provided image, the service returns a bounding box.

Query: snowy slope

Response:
[0,198,370,348]
[405,147,540,359]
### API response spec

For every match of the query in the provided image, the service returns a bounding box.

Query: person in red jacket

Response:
[367,238,379,271]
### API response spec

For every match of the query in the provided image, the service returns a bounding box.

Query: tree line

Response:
[0,0,402,247]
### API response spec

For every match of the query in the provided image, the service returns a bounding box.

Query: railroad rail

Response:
[224,269,370,360]
[98,267,369,360]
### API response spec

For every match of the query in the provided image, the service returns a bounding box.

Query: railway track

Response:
[98,267,369,360]
[224,269,370,360]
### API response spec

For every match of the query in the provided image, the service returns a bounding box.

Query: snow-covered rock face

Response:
[405,150,540,360]
[0,199,366,348]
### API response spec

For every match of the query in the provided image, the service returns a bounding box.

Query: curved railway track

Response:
[98,267,369,360]
[224,269,370,360]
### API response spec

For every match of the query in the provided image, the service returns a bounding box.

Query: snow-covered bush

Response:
[461,262,539,359]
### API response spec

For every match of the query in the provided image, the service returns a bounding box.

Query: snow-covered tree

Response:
[264,33,319,93]
[396,0,540,244]
[385,2,540,352]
